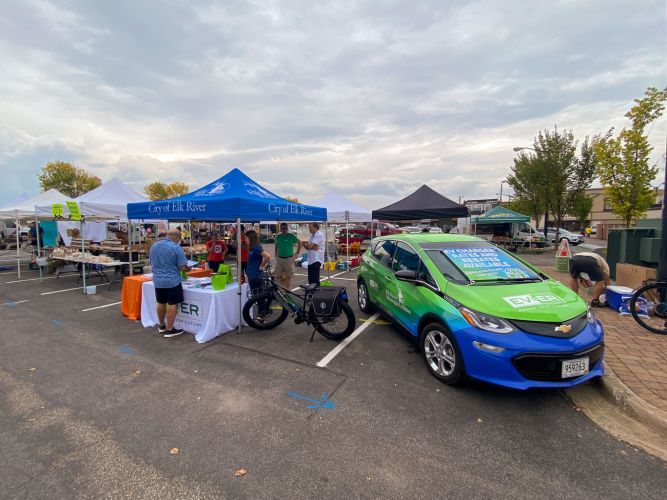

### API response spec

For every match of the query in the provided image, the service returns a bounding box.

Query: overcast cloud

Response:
[0,0,665,209]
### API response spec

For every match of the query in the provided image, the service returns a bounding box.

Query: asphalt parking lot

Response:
[1,259,666,499]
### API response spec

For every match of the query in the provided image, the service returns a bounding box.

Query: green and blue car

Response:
[357,234,604,389]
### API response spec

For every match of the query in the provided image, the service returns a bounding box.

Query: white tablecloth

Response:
[141,281,250,343]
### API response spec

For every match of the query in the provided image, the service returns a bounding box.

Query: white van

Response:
[475,222,546,244]
[0,220,18,239]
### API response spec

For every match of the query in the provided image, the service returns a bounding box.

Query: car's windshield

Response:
[422,241,542,283]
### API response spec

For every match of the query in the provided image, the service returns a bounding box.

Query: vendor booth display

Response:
[472,205,545,252]
[310,192,372,269]
[127,168,327,336]
[0,188,67,278]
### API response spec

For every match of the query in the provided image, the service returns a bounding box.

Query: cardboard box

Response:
[614,263,656,290]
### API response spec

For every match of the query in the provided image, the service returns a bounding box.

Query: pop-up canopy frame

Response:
[127,168,328,334]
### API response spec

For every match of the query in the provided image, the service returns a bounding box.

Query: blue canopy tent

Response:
[127,168,328,334]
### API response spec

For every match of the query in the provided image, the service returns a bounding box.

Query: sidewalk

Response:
[546,266,667,414]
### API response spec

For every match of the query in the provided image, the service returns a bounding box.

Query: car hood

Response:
[448,279,587,322]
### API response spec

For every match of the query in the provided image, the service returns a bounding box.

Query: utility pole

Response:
[659,138,667,281]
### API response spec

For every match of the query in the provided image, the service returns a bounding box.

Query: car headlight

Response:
[459,307,515,334]
[587,306,596,324]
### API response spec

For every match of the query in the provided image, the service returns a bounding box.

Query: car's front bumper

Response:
[453,321,605,390]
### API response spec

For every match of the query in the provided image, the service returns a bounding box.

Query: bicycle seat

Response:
[298,283,318,292]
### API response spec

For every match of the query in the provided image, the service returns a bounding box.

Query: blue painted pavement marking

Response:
[52,320,64,327]
[287,391,335,410]
[118,346,136,355]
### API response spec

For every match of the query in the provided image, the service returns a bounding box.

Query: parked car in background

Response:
[543,228,585,246]
[337,222,402,242]
[422,226,443,233]
[401,226,422,233]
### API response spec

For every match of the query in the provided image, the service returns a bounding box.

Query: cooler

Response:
[605,285,634,311]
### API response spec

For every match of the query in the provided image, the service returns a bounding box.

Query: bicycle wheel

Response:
[630,282,667,335]
[314,301,356,340]
[242,293,289,330]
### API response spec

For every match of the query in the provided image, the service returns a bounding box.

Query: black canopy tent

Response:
[372,184,469,221]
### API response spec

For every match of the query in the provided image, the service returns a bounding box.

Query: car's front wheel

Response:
[357,279,376,314]
[421,323,464,385]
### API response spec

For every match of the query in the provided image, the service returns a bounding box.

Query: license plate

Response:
[561,357,589,378]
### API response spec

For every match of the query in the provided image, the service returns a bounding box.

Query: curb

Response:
[596,364,667,436]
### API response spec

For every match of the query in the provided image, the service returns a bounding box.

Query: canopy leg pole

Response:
[16,218,20,279]
[81,220,86,294]
[237,218,242,334]
[128,220,134,276]
[325,221,330,279]
[36,217,43,284]
[188,220,193,260]
[346,221,349,271]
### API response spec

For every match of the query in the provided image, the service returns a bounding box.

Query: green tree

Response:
[570,193,594,229]
[506,153,548,228]
[285,195,300,203]
[144,181,190,200]
[593,86,667,226]
[38,161,101,198]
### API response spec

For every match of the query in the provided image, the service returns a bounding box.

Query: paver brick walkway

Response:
[548,268,667,414]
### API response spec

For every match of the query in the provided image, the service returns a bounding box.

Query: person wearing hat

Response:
[568,252,610,307]
[274,223,301,289]
[205,231,227,272]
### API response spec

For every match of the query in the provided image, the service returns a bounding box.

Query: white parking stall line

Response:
[0,300,29,307]
[81,301,121,312]
[6,275,78,284]
[41,287,83,295]
[316,312,379,368]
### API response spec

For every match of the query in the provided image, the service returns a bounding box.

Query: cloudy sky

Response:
[1,0,665,209]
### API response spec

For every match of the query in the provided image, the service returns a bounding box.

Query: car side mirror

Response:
[395,269,418,282]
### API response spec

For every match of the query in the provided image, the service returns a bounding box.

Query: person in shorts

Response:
[149,229,191,338]
[274,223,301,289]
[568,252,610,307]
[205,231,227,272]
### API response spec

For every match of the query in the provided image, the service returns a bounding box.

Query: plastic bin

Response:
[85,285,96,295]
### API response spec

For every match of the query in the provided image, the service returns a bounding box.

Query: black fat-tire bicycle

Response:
[629,280,667,335]
[242,268,356,341]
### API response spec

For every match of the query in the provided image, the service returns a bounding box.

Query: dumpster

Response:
[606,228,656,279]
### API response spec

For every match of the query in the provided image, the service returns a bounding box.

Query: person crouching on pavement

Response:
[149,229,191,338]
[568,251,611,307]
[274,222,301,290]
[246,230,271,321]
[205,231,227,272]
[302,222,325,285]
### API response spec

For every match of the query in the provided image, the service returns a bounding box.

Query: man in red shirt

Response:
[205,231,227,272]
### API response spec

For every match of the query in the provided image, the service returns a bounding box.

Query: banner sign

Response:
[66,201,81,221]
[51,203,63,217]
[443,247,538,281]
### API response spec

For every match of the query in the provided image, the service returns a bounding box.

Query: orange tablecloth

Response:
[121,275,151,320]
[188,268,213,278]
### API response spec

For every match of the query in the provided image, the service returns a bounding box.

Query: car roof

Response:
[373,233,482,243]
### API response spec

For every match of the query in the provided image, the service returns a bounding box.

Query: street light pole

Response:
[513,146,549,239]
[500,180,507,203]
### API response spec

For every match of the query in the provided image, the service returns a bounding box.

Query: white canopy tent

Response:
[309,192,372,268]
[35,178,147,219]
[34,178,149,291]
[0,189,68,279]
[309,192,372,222]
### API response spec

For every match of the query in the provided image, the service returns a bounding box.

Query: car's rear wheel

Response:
[357,279,376,314]
[421,323,464,385]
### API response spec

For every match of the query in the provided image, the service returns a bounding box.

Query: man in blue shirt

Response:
[149,229,190,338]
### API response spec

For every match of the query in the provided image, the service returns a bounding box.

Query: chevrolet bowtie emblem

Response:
[555,324,572,333]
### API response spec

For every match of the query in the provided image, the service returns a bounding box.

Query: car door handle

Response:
[384,275,392,281]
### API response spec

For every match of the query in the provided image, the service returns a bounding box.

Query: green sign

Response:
[51,203,63,217]
[66,201,81,221]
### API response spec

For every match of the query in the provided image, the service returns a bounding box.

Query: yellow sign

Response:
[66,201,81,221]
[51,203,63,217]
